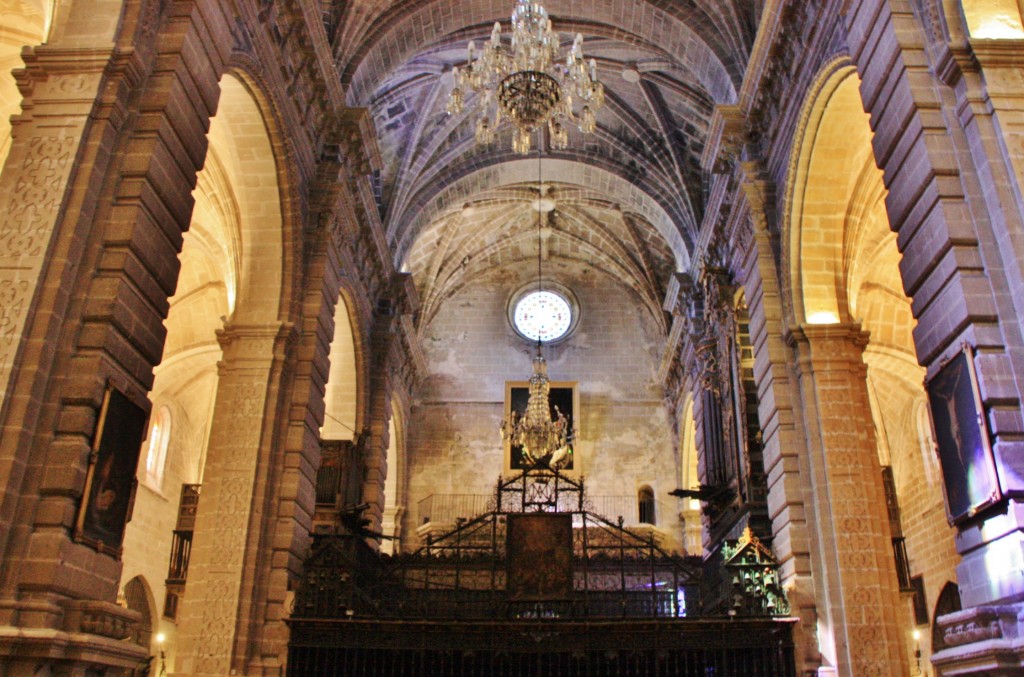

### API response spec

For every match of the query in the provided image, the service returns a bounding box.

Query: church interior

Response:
[0,0,1023,675]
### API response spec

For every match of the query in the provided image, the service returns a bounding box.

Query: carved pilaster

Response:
[175,321,296,677]
[787,323,910,677]
[0,44,117,424]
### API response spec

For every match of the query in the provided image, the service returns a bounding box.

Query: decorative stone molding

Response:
[745,1,818,150]
[938,606,1016,648]
[701,104,747,174]
[62,599,140,640]
[255,0,345,147]
[932,603,1024,675]
[338,107,383,176]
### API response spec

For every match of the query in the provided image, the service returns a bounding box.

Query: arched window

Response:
[638,486,656,525]
[144,406,172,490]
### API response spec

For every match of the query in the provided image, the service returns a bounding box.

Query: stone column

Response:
[0,21,152,677]
[790,324,909,677]
[0,44,111,459]
[947,37,1024,613]
[839,6,1024,672]
[361,314,393,540]
[174,322,293,676]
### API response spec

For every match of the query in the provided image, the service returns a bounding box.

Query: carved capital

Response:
[702,104,746,174]
[338,108,383,175]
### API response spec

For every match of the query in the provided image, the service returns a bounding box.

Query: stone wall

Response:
[407,261,684,551]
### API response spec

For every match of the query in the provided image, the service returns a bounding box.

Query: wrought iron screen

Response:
[293,468,701,622]
[289,467,795,677]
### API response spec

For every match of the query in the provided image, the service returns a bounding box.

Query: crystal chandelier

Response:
[447,0,606,154]
[501,348,573,469]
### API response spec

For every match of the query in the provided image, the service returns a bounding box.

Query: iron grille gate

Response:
[288,468,796,676]
[288,619,796,677]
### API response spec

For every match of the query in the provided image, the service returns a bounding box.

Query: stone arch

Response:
[120,575,156,652]
[637,485,656,525]
[120,68,298,667]
[786,60,866,326]
[676,395,702,555]
[381,399,407,554]
[784,57,960,674]
[163,65,302,675]
[931,581,962,651]
[678,395,698,493]
[205,71,291,324]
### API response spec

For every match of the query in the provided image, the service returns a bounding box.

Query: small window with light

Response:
[143,406,172,491]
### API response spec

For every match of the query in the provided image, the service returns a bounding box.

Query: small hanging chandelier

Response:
[501,347,573,469]
[447,0,606,154]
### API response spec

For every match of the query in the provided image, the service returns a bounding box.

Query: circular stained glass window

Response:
[513,290,573,342]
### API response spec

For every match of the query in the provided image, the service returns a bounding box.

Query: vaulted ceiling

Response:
[329,0,758,332]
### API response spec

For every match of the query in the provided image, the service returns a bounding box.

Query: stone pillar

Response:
[0,43,110,452]
[361,313,393,540]
[790,324,909,677]
[839,5,1024,672]
[174,322,293,676]
[947,36,1024,614]
[0,22,152,677]
[681,504,703,555]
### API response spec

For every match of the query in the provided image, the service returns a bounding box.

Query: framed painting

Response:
[75,384,149,556]
[503,380,579,476]
[925,343,1002,525]
[506,512,573,601]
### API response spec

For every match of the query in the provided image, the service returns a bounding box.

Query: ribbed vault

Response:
[332,0,757,335]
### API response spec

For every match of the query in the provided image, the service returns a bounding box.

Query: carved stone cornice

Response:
[338,107,383,175]
[785,322,871,378]
[253,0,346,156]
[216,321,298,366]
[934,605,1018,650]
[62,600,140,640]
[701,104,747,175]
[741,1,823,151]
[968,38,1024,68]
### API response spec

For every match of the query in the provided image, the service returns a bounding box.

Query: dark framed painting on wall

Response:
[503,380,578,476]
[925,343,1002,525]
[506,512,573,601]
[74,384,148,556]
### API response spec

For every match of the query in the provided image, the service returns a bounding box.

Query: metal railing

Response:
[163,483,200,620]
[416,494,493,526]
[418,493,677,527]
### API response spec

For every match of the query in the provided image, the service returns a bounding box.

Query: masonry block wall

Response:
[407,261,683,550]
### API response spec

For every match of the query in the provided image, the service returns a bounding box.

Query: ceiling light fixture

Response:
[447,0,605,154]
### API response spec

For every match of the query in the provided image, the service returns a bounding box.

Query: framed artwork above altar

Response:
[504,380,579,477]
